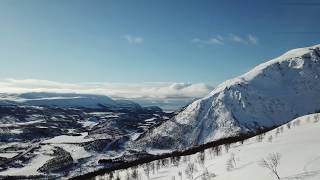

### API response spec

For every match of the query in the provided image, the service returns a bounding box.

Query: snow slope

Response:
[100,113,320,180]
[0,145,54,176]
[135,44,320,149]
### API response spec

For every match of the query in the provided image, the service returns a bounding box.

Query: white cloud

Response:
[123,34,144,44]
[208,38,224,45]
[191,36,224,46]
[0,79,214,100]
[229,34,245,43]
[248,34,258,45]
[192,34,258,46]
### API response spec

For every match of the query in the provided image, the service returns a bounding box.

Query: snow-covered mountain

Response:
[0,92,141,110]
[135,44,320,149]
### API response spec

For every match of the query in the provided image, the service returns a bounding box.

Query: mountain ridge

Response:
[134,44,320,149]
[0,92,142,110]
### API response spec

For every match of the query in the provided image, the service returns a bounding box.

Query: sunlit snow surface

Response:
[98,113,320,180]
[0,145,54,176]
[136,44,320,149]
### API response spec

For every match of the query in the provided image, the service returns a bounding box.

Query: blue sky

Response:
[0,0,319,85]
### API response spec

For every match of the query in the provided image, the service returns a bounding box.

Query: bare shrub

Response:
[226,153,237,171]
[178,171,182,180]
[125,170,130,180]
[197,151,205,166]
[213,146,222,156]
[208,148,214,159]
[224,143,231,153]
[259,153,281,180]
[171,156,181,167]
[286,122,291,129]
[185,162,197,179]
[256,134,264,142]
[306,116,311,123]
[280,127,284,133]
[201,168,216,180]
[314,114,320,123]
[275,128,280,136]
[183,156,190,163]
[156,160,161,172]
[240,139,244,145]
[293,119,300,127]
[161,158,169,168]
[150,162,155,174]
[131,168,140,180]
[143,163,151,179]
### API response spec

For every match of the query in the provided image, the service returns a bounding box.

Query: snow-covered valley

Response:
[0,93,173,179]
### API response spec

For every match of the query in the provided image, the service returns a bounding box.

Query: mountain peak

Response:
[134,44,320,149]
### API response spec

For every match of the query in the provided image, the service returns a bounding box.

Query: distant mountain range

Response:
[0,92,142,110]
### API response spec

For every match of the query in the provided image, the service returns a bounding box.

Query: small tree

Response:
[156,160,161,172]
[286,122,291,129]
[161,158,169,168]
[256,134,264,142]
[108,172,114,180]
[143,163,151,179]
[150,162,155,174]
[131,168,140,180]
[314,114,320,123]
[125,170,130,180]
[268,135,273,143]
[201,168,216,180]
[185,163,196,179]
[171,156,181,167]
[226,153,237,171]
[240,139,244,145]
[259,153,281,180]
[213,146,222,156]
[275,128,280,136]
[183,156,190,163]
[224,143,231,153]
[280,127,284,133]
[208,148,214,159]
[178,171,183,180]
[197,151,205,166]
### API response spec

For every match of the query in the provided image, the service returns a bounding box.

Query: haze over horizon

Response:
[1,0,320,105]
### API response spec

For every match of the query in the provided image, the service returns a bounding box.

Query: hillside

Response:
[97,113,320,180]
[135,44,320,149]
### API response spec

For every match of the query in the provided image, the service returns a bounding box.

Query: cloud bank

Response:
[192,34,258,46]
[0,79,214,100]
